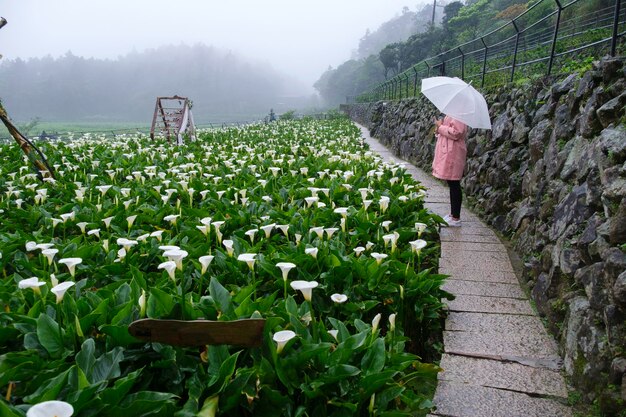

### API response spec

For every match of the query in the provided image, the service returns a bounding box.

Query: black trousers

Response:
[447,180,462,218]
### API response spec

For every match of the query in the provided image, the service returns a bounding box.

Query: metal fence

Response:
[350,0,625,103]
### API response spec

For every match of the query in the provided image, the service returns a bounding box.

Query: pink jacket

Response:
[432,116,468,181]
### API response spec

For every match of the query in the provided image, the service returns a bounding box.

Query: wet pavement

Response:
[358,123,572,417]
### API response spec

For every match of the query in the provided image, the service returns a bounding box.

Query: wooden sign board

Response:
[128,318,266,347]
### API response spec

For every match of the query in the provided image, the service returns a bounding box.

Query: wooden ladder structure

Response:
[149,96,196,145]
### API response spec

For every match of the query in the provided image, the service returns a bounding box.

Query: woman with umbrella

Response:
[421,76,492,227]
[432,115,468,226]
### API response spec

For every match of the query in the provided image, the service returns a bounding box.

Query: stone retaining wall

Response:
[345,57,626,411]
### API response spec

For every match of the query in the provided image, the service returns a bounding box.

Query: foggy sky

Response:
[2,0,422,94]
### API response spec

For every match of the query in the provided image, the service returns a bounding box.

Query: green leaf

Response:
[208,277,235,320]
[23,367,70,403]
[36,313,64,358]
[91,346,124,384]
[329,330,368,365]
[100,368,143,406]
[358,370,398,399]
[114,283,132,305]
[100,324,142,347]
[111,302,134,326]
[376,385,406,409]
[80,297,110,332]
[327,399,358,412]
[147,287,175,318]
[0,399,21,417]
[206,350,241,396]
[328,317,350,342]
[107,391,177,417]
[197,396,219,417]
[284,343,332,368]
[361,338,386,375]
[329,254,342,267]
[221,368,254,412]
[320,364,360,383]
[76,338,96,380]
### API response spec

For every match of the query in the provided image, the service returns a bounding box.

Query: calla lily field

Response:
[0,119,450,416]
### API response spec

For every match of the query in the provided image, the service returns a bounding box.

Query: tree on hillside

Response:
[442,1,464,29]
[314,57,385,106]
[446,0,495,42]
[379,43,402,78]
[398,27,444,72]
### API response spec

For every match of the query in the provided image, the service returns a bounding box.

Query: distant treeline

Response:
[0,44,302,123]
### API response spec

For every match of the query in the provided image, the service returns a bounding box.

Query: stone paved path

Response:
[357,124,572,417]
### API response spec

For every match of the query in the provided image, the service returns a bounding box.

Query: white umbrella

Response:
[421,76,492,129]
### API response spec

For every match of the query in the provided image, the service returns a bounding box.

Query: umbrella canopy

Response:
[421,76,492,129]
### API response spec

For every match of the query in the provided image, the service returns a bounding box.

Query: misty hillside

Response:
[0,43,307,123]
[315,2,443,106]
[315,0,620,107]
[354,5,443,59]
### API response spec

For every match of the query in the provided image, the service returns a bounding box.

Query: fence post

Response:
[458,47,465,80]
[510,20,520,83]
[413,67,419,96]
[481,37,488,88]
[405,73,410,98]
[611,0,622,56]
[548,0,563,75]
[395,78,400,99]
[425,62,431,77]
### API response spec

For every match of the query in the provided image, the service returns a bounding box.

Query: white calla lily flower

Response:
[18,277,46,294]
[371,252,388,265]
[272,330,296,354]
[409,239,427,254]
[276,262,296,281]
[58,257,82,277]
[26,400,74,417]
[290,280,318,302]
[51,281,75,304]
[305,247,318,259]
[372,313,382,334]
[41,248,59,264]
[199,255,214,274]
[158,260,177,280]
[237,253,257,270]
[330,293,348,303]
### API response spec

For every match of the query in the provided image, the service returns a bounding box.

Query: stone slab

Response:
[443,279,527,299]
[441,241,508,253]
[446,311,547,334]
[443,330,561,363]
[440,257,515,272]
[440,232,502,244]
[441,249,512,263]
[432,381,572,417]
[439,267,518,283]
[440,226,498,237]
[426,204,483,221]
[445,294,534,315]
[438,354,568,398]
